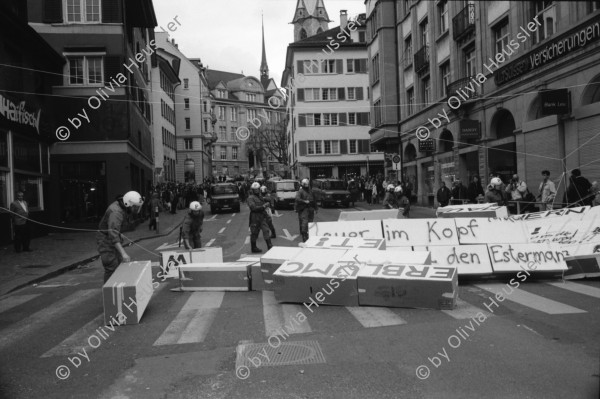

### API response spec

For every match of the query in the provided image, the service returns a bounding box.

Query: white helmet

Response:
[387,184,395,192]
[301,178,309,187]
[394,186,403,193]
[189,201,202,211]
[122,191,143,208]
[260,186,268,193]
[251,182,261,190]
[490,177,502,187]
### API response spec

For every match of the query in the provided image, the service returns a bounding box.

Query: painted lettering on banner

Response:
[303,236,385,250]
[308,220,383,239]
[382,219,460,247]
[487,243,569,272]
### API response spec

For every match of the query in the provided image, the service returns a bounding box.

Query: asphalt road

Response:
[0,204,599,399]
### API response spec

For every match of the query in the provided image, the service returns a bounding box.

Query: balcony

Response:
[446,76,479,100]
[414,45,429,75]
[452,4,475,41]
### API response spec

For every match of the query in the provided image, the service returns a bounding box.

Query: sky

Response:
[151,0,368,86]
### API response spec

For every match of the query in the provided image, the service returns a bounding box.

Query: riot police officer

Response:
[295,178,317,242]
[247,182,272,253]
[182,201,204,249]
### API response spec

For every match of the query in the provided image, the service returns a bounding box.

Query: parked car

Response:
[312,179,351,207]
[266,179,300,209]
[209,183,240,213]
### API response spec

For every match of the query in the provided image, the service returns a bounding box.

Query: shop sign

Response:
[460,119,481,140]
[419,138,435,152]
[540,89,570,115]
[0,93,41,134]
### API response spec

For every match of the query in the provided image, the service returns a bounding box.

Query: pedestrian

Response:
[182,201,204,249]
[383,184,397,209]
[248,182,272,253]
[566,168,593,207]
[484,178,506,206]
[450,180,468,205]
[394,186,410,217]
[10,191,31,252]
[372,180,379,204]
[295,178,317,242]
[537,170,557,211]
[436,182,451,207]
[170,189,179,214]
[365,179,373,204]
[261,185,277,238]
[97,191,143,283]
[467,176,485,204]
[148,192,163,231]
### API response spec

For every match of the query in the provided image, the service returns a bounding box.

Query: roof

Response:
[205,69,245,90]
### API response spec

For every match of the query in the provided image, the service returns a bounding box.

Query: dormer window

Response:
[300,28,308,39]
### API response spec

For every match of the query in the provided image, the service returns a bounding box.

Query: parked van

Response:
[312,179,351,208]
[266,179,300,209]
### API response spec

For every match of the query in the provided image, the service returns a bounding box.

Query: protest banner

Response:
[486,243,568,273]
[525,219,600,245]
[308,220,383,239]
[303,236,385,250]
[260,247,304,290]
[413,245,493,275]
[454,218,528,245]
[437,204,508,218]
[356,263,458,310]
[338,248,431,266]
[382,219,460,247]
[103,261,153,325]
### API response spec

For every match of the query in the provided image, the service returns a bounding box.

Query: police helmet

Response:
[123,191,143,208]
[189,201,202,211]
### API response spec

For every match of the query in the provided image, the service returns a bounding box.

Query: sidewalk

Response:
[0,211,185,297]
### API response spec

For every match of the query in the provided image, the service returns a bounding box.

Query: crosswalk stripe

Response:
[442,298,492,320]
[0,290,97,350]
[475,284,586,315]
[41,284,168,357]
[41,314,104,358]
[0,294,41,314]
[205,239,215,247]
[262,291,311,336]
[345,306,407,328]
[547,281,600,299]
[154,292,224,346]
[218,227,226,234]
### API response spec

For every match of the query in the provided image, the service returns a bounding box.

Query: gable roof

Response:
[205,69,245,90]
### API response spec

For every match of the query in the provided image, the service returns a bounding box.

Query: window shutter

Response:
[104,56,122,83]
[43,0,63,23]
[338,88,345,100]
[297,61,304,74]
[102,0,122,23]
[356,87,364,100]
[299,141,307,156]
[346,59,352,72]
[338,113,347,126]
[340,140,348,154]
[359,59,367,73]
[335,59,343,74]
[297,89,304,102]
[299,114,306,127]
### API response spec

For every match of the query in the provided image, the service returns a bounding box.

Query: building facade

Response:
[28,0,157,224]
[366,0,600,205]
[283,8,385,180]
[0,0,64,243]
[150,47,180,184]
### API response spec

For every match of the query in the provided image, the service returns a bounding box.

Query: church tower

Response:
[291,0,331,42]
[259,14,269,89]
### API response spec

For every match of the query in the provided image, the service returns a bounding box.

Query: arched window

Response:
[582,74,600,105]
[439,129,454,152]
[491,109,516,139]
[404,143,417,162]
[300,28,308,40]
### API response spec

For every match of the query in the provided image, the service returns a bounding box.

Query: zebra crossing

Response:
[0,280,598,359]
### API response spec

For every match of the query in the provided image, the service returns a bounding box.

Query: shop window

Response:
[13,136,40,172]
[15,174,42,210]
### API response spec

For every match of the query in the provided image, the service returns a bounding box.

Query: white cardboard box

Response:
[260,246,304,290]
[413,245,493,275]
[308,220,383,239]
[102,261,153,325]
[382,219,460,247]
[303,236,385,250]
[486,243,569,273]
[178,262,252,291]
[338,209,399,221]
[338,248,431,266]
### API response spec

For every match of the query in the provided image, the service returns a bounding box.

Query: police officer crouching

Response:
[182,201,204,249]
[248,182,272,253]
[97,191,143,283]
[295,178,317,242]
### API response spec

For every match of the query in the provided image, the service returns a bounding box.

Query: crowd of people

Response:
[436,169,600,214]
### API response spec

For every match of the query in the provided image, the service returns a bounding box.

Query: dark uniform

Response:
[97,201,127,283]
[262,192,276,238]
[295,186,317,242]
[248,192,272,252]
[182,209,204,249]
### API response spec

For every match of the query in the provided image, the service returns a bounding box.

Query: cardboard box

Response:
[303,236,385,250]
[178,262,252,291]
[454,218,528,245]
[190,247,224,263]
[338,209,399,221]
[357,263,458,310]
[486,243,569,273]
[291,248,348,264]
[260,246,304,290]
[338,248,431,266]
[103,261,153,325]
[161,248,192,277]
[308,220,384,239]
[249,263,267,291]
[561,243,600,279]
[414,245,493,275]
[437,205,509,219]
[272,260,360,306]
[525,219,600,246]
[382,219,460,247]
[436,203,503,216]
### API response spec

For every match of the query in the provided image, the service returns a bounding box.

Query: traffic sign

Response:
[392,154,401,170]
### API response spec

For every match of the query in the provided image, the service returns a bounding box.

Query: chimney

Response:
[340,10,348,30]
